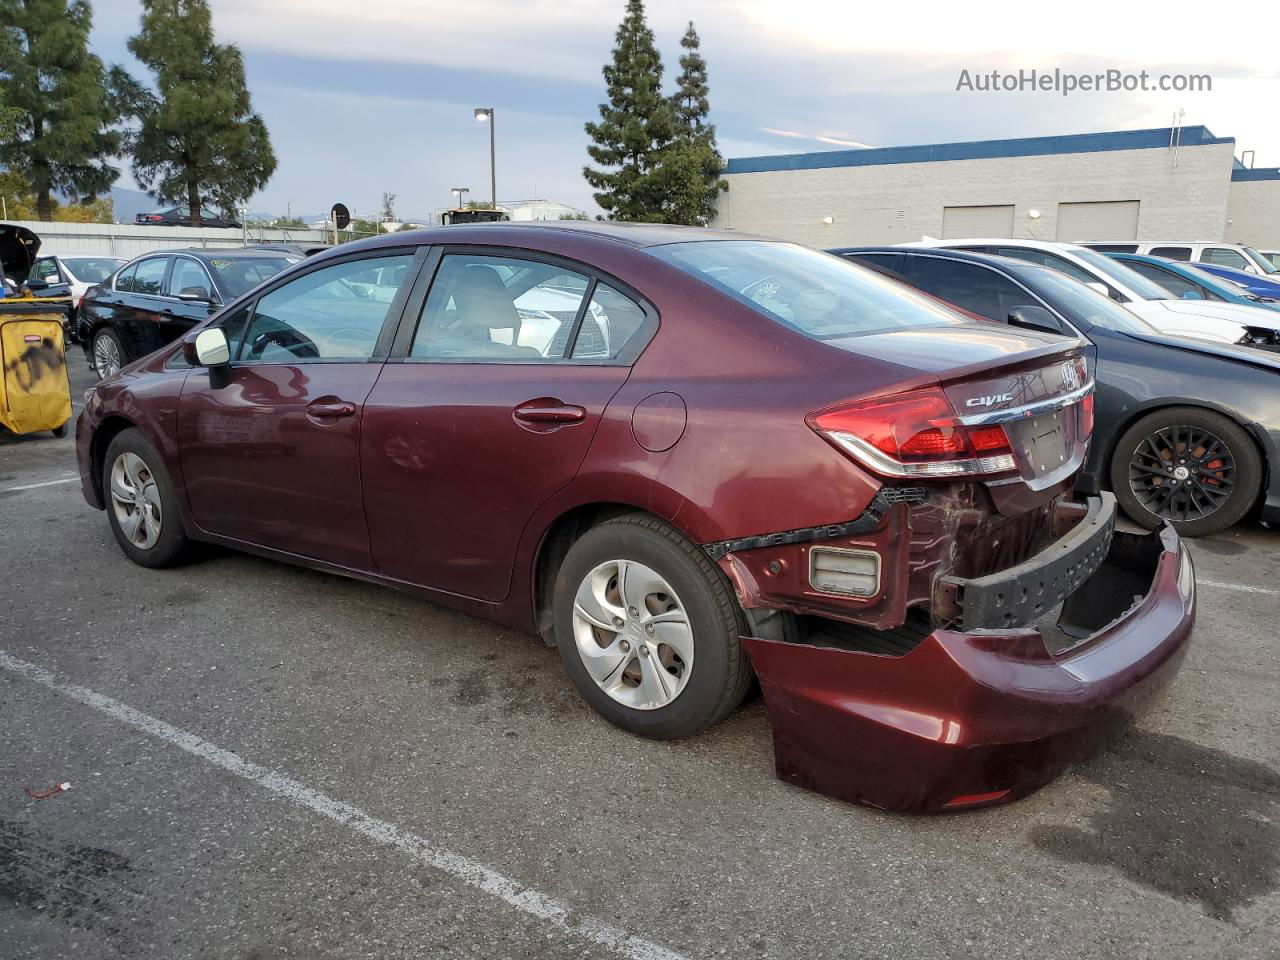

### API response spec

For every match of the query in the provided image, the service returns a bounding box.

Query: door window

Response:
[411,254,593,361]
[905,257,1034,322]
[571,283,647,360]
[1150,246,1192,261]
[994,247,1098,286]
[1200,247,1251,270]
[1123,261,1212,300]
[132,258,169,296]
[168,258,215,300]
[31,259,61,283]
[114,263,139,292]
[237,254,414,363]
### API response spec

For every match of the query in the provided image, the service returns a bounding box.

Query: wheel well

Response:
[1100,402,1269,506]
[531,502,659,646]
[88,415,136,507]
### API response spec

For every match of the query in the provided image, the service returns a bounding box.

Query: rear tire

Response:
[103,428,192,568]
[92,328,124,379]
[1110,407,1261,537]
[51,423,67,438]
[553,513,752,740]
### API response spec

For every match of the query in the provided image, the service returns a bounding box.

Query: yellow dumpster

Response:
[0,302,73,438]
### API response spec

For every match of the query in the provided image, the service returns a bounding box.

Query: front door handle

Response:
[306,400,357,419]
[513,399,586,424]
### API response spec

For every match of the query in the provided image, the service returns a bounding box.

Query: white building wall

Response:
[713,142,1237,249]
[1225,179,1280,250]
[4,220,330,258]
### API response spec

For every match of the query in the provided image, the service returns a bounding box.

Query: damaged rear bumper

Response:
[741,505,1195,813]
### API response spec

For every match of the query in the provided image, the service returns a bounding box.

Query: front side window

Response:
[1200,247,1250,270]
[1122,261,1204,299]
[237,254,414,363]
[31,259,61,282]
[649,241,966,340]
[132,258,169,296]
[906,257,1034,322]
[1071,248,1172,301]
[995,248,1098,288]
[63,258,123,283]
[169,259,215,300]
[1243,246,1280,274]
[411,254,595,361]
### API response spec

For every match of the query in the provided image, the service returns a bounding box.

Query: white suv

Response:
[1076,241,1279,277]
[912,238,1280,346]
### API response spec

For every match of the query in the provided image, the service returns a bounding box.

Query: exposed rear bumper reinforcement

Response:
[741,518,1195,813]
[937,493,1115,631]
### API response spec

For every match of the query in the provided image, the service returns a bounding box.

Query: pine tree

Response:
[663,21,726,226]
[0,0,121,221]
[583,0,675,222]
[126,0,275,226]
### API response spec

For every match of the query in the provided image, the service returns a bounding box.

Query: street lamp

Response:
[473,107,496,211]
[451,186,470,208]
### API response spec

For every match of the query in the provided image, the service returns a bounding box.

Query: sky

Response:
[86,0,1280,221]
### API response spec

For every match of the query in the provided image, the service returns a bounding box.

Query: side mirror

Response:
[24,279,50,291]
[177,287,212,303]
[1007,305,1065,335]
[193,328,230,367]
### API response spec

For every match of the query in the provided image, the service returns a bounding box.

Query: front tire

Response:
[553,514,752,740]
[103,428,191,568]
[1110,407,1261,537]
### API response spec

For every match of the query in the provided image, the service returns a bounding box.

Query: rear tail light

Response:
[808,386,1018,478]
[1080,391,1095,437]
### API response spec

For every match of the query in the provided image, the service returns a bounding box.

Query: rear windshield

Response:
[648,241,967,339]
[207,256,295,298]
[62,258,124,282]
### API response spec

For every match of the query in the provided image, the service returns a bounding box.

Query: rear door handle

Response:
[306,400,357,419]
[513,400,586,424]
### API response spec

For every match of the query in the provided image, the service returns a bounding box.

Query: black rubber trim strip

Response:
[701,487,927,561]
[938,492,1116,631]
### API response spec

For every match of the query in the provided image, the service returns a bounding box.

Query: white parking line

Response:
[2,475,79,493]
[1197,578,1278,597]
[0,650,686,960]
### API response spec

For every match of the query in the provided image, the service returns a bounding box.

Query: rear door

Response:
[178,249,421,568]
[117,255,173,361]
[361,248,655,600]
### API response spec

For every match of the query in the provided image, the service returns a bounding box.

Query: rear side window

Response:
[114,263,138,293]
[412,254,591,361]
[132,258,169,296]
[1200,247,1251,270]
[1086,244,1138,254]
[649,241,965,340]
[571,283,647,360]
[1150,246,1192,261]
[238,254,414,363]
[847,252,906,280]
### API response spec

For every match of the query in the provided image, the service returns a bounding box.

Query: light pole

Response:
[451,186,470,208]
[473,107,496,211]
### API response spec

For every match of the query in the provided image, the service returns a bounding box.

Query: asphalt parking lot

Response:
[2,359,1278,960]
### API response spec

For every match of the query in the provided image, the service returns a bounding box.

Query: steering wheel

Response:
[245,325,320,361]
[313,326,378,357]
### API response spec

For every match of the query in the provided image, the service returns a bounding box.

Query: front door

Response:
[178,251,420,569]
[361,250,653,600]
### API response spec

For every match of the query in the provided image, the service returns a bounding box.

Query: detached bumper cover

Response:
[742,521,1194,813]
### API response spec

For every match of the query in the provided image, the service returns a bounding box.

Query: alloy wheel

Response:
[109,452,163,550]
[94,333,121,378]
[1127,424,1235,523]
[571,559,694,710]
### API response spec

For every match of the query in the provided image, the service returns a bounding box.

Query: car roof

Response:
[915,238,1098,255]
[330,220,778,253]
[142,248,299,261]
[836,244,1060,280]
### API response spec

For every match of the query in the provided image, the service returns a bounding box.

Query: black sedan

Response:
[834,246,1280,536]
[81,248,297,378]
[136,207,242,229]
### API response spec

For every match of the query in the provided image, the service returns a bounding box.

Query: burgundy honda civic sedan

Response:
[76,223,1195,812]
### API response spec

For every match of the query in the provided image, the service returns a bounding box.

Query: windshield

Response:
[1070,248,1174,301]
[207,256,295,298]
[1244,246,1279,275]
[62,258,124,283]
[648,241,968,339]
[1030,266,1158,335]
